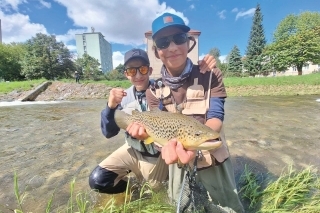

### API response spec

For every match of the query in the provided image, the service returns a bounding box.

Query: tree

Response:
[243,4,267,76]
[227,45,243,76]
[0,43,26,81]
[208,47,221,67]
[265,12,320,75]
[21,33,75,80]
[115,63,125,74]
[105,64,127,81]
[75,53,102,80]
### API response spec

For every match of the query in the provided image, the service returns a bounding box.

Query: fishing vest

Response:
[149,66,230,169]
[121,84,159,156]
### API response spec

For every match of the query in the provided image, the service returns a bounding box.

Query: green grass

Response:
[0,79,46,94]
[224,72,320,86]
[7,164,320,213]
[0,79,132,95]
[9,172,174,213]
[238,165,320,213]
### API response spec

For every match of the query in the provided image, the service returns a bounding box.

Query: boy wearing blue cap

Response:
[128,13,244,212]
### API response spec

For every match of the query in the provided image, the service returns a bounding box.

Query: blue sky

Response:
[1,0,320,68]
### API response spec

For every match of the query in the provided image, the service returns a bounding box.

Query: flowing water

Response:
[0,95,319,212]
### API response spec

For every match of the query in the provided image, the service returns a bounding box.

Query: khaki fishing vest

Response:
[149,70,230,169]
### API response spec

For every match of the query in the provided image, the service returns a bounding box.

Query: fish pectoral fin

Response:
[143,137,154,144]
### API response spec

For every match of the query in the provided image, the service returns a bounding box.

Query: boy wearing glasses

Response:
[89,48,168,194]
[127,13,244,212]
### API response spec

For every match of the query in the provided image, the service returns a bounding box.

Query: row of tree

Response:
[212,5,320,77]
[0,33,126,81]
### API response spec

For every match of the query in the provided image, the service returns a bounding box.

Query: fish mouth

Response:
[191,139,223,151]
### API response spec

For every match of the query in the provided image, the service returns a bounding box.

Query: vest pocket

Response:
[182,78,207,115]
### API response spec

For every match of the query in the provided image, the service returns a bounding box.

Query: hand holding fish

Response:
[161,139,196,165]
[126,122,149,141]
[108,88,127,109]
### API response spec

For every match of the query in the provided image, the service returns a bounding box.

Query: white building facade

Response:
[75,32,113,73]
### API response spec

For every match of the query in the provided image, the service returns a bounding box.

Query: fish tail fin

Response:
[114,110,130,130]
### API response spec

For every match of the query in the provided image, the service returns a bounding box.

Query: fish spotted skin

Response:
[114,109,222,151]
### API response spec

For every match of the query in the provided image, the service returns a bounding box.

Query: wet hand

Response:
[161,139,196,165]
[198,54,217,74]
[126,122,149,141]
[108,88,127,109]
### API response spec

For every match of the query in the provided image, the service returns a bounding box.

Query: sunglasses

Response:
[124,65,149,77]
[154,33,188,49]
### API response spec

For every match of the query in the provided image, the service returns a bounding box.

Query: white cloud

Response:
[112,51,124,69]
[39,0,51,8]
[217,10,226,19]
[55,28,85,44]
[0,11,47,43]
[235,8,255,20]
[53,0,189,46]
[0,0,27,11]
[231,8,238,13]
[199,54,228,63]
[219,55,227,63]
[190,4,195,10]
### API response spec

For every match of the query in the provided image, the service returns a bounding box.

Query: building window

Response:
[84,46,87,51]
[83,41,86,46]
[82,35,86,40]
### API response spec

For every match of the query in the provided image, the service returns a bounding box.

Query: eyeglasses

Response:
[154,33,188,49]
[124,65,149,77]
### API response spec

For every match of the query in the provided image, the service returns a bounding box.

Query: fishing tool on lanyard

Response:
[176,151,230,213]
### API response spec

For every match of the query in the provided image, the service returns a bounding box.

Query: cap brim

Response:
[152,24,190,38]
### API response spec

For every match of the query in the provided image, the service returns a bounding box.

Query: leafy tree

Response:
[104,64,126,81]
[75,53,102,80]
[243,4,267,76]
[227,45,243,76]
[21,33,75,80]
[0,43,26,81]
[209,47,221,67]
[266,12,320,75]
[219,63,229,77]
[115,63,125,74]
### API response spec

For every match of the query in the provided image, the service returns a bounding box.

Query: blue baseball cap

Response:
[152,13,190,38]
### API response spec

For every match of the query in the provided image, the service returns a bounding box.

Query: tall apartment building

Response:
[75,31,113,73]
[144,30,201,79]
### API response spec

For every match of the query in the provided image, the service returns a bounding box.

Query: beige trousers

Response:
[99,143,168,188]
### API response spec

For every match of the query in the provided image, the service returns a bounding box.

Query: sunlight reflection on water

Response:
[0,100,66,107]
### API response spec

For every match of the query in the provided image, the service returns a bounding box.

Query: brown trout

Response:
[114,109,222,151]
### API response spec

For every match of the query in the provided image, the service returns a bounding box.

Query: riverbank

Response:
[1,73,320,101]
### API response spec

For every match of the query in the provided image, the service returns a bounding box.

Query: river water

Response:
[0,95,319,212]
